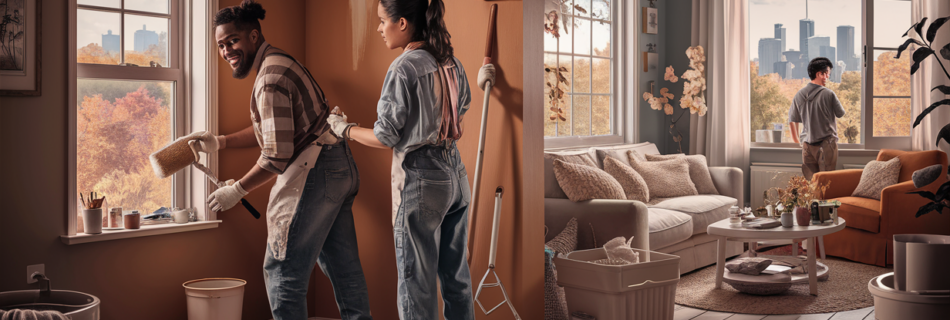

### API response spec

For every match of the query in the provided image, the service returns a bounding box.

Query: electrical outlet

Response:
[27,264,44,284]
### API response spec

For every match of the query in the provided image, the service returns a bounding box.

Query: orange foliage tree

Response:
[77,85,171,214]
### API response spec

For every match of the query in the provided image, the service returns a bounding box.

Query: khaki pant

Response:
[802,137,838,180]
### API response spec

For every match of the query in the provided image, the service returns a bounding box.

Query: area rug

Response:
[674,247,892,315]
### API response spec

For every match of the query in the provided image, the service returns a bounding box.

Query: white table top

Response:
[707,217,847,239]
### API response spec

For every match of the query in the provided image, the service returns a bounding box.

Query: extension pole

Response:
[469,3,497,257]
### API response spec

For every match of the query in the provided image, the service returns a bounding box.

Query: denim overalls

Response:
[374,49,475,319]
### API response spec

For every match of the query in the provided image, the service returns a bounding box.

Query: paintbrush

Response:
[80,193,87,209]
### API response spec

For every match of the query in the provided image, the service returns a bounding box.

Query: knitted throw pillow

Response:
[544,247,569,320]
[553,160,626,202]
[545,217,578,256]
[853,157,902,200]
[603,157,650,202]
[544,151,598,199]
[626,151,698,199]
[644,153,720,195]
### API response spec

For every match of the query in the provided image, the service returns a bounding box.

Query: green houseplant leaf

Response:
[911,47,935,75]
[916,202,939,218]
[904,18,925,37]
[937,122,950,147]
[896,38,925,59]
[907,191,937,201]
[916,17,929,39]
[942,42,950,60]
[935,181,950,202]
[926,16,950,43]
[914,99,950,127]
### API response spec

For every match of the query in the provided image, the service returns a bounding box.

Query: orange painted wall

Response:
[300,1,540,319]
[0,1,303,319]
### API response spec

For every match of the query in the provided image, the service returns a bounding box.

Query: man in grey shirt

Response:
[789,57,846,180]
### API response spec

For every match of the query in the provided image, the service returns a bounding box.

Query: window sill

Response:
[750,146,882,157]
[60,220,221,245]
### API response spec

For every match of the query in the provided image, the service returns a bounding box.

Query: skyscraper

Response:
[800,19,815,61]
[758,38,783,75]
[134,25,159,52]
[102,30,119,55]
[808,36,831,62]
[837,25,856,71]
[775,23,786,52]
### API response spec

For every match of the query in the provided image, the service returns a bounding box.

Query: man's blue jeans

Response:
[263,142,372,320]
[394,144,475,320]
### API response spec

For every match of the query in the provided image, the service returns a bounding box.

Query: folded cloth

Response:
[0,309,70,320]
[603,236,639,264]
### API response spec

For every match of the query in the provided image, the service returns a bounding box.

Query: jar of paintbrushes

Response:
[80,192,105,234]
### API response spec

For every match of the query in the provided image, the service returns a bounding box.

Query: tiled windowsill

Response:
[60,220,222,245]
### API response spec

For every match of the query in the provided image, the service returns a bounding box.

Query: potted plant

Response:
[866,17,950,318]
[766,176,830,226]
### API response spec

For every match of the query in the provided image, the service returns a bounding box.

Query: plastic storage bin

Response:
[555,248,680,320]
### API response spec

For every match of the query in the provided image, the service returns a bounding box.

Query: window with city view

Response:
[543,0,613,139]
[76,0,176,217]
[749,0,911,145]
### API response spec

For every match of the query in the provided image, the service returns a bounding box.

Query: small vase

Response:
[780,212,794,228]
[82,208,103,234]
[794,206,810,226]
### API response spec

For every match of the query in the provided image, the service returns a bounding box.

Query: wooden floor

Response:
[674,305,876,320]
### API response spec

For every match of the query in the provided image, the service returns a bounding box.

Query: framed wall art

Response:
[642,6,657,34]
[1,0,41,96]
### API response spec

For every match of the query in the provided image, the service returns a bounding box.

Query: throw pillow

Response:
[545,217,578,256]
[725,257,772,276]
[544,151,597,199]
[644,153,720,195]
[603,157,650,202]
[544,247,570,320]
[594,145,650,168]
[626,151,699,199]
[852,157,902,200]
[553,160,626,202]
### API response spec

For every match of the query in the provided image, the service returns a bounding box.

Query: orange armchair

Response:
[813,149,950,266]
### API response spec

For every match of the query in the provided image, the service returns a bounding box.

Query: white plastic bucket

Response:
[183,278,247,320]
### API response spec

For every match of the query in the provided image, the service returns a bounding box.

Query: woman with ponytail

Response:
[327,0,478,318]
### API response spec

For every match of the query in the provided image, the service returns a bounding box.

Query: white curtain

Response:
[689,0,750,169]
[911,0,950,153]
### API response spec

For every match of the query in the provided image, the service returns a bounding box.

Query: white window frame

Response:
[543,0,634,149]
[65,0,220,243]
[864,0,912,150]
[749,0,912,151]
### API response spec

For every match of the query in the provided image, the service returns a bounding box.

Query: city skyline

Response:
[750,0,863,62]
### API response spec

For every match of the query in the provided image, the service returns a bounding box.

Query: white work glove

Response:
[327,107,355,139]
[184,130,221,154]
[477,63,496,91]
[208,180,248,212]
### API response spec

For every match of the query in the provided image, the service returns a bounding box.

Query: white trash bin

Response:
[183,278,247,320]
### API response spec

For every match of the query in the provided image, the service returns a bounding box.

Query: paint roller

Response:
[149,136,261,219]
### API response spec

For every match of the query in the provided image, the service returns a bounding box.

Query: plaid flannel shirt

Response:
[249,42,330,174]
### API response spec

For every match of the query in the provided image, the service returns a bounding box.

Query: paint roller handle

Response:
[241,199,261,219]
[483,4,497,65]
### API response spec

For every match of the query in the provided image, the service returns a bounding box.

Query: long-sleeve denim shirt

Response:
[373,50,471,154]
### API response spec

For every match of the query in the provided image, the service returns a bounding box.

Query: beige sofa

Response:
[544,142,744,274]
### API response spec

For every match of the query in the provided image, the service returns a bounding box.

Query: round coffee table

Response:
[707,217,847,295]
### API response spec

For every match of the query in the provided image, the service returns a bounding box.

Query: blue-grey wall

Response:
[638,0,693,154]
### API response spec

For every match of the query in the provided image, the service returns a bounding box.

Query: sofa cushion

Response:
[645,154,720,195]
[853,156,901,200]
[603,157,650,202]
[835,196,881,233]
[544,150,597,199]
[648,208,694,250]
[593,143,659,168]
[648,195,737,235]
[553,160,626,202]
[627,151,699,199]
